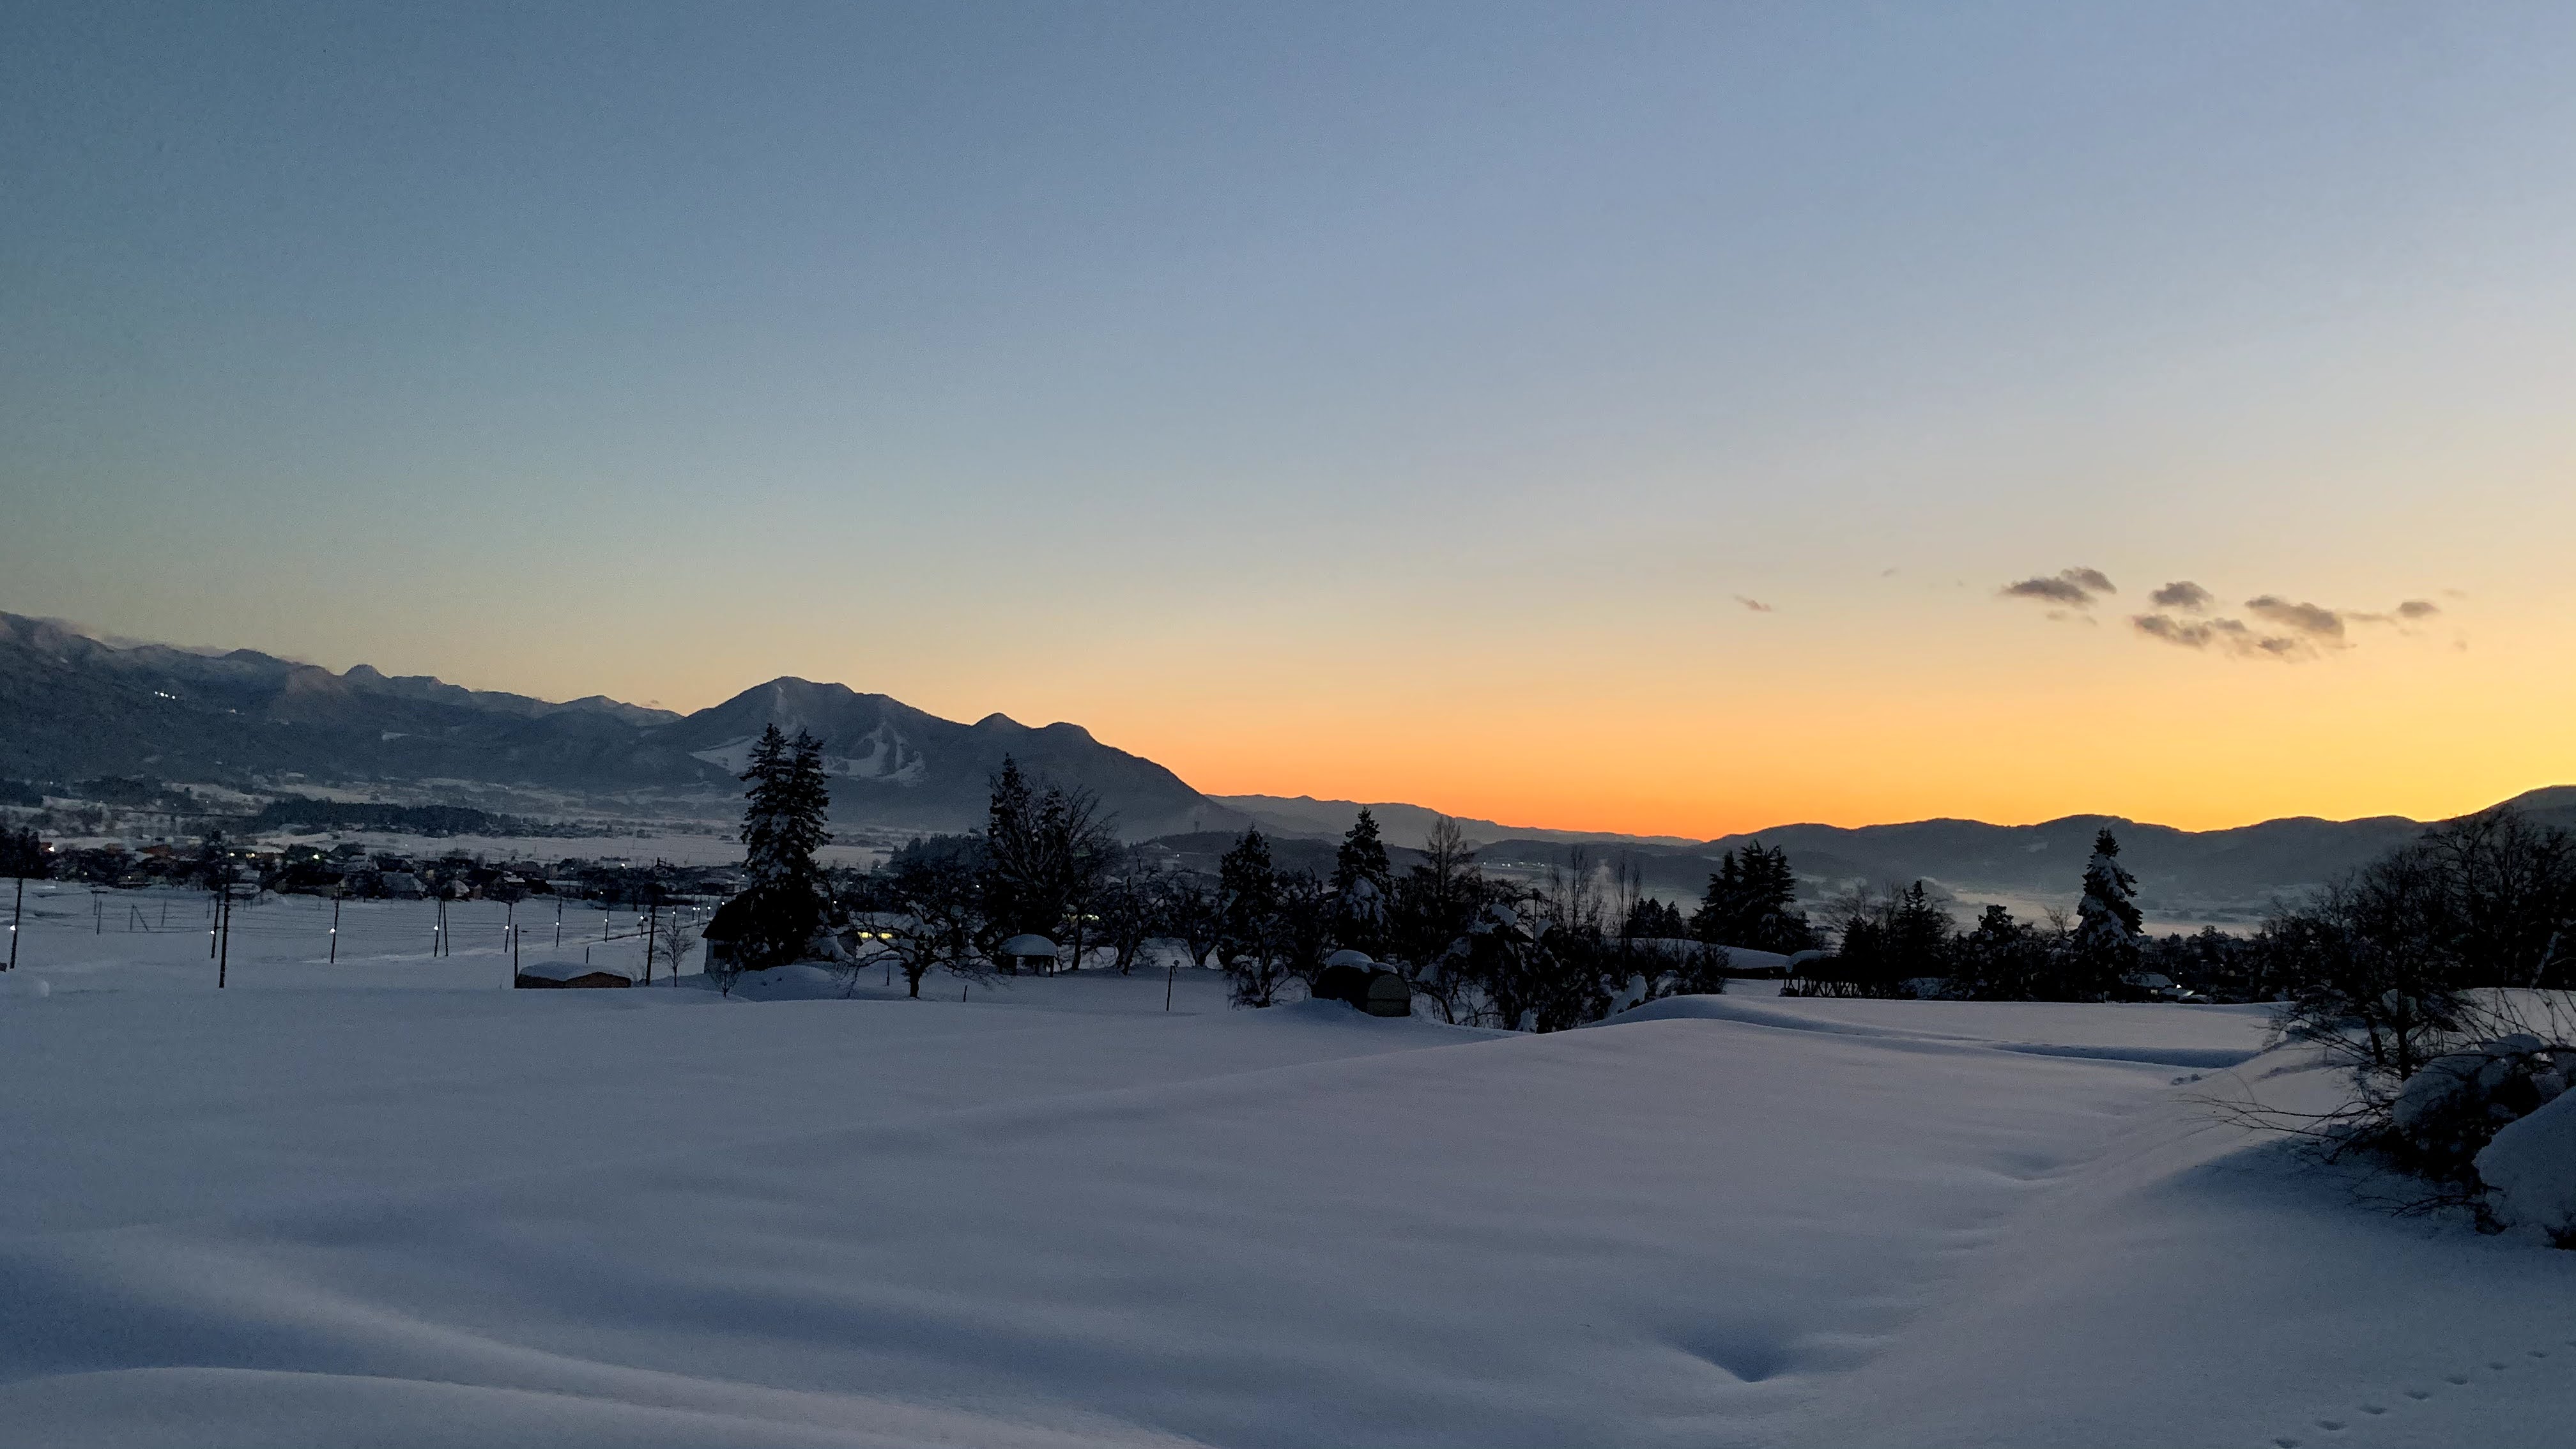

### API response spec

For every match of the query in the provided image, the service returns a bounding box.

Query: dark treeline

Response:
[1789,829,2163,1000]
[1788,810,2576,1022]
[762,756,1820,1029]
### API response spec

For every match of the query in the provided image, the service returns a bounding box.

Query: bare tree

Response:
[1163,873,1227,971]
[886,849,990,999]
[1096,848,1165,975]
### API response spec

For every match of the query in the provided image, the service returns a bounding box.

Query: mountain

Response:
[0,613,705,794]
[0,614,1250,838]
[650,677,1252,839]
[5,612,2568,911]
[1468,796,2576,924]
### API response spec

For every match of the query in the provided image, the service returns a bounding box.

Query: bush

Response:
[2387,1034,2568,1184]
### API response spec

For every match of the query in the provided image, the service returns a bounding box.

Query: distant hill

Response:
[6,611,2567,911]
[1215,793,1703,850]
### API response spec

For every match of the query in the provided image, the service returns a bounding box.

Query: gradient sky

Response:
[6,3,2574,837]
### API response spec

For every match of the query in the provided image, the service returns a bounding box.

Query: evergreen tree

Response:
[2071,827,2143,995]
[1952,903,2052,1000]
[1330,808,1394,954]
[1216,829,1287,1005]
[1621,896,1687,939]
[734,724,832,967]
[1691,842,1816,953]
[1692,850,1748,944]
[980,756,1039,937]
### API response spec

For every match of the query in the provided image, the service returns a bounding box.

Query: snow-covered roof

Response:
[1324,948,1375,968]
[997,934,1059,957]
[515,955,636,983]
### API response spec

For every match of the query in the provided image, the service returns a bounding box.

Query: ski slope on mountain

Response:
[1,892,2570,1447]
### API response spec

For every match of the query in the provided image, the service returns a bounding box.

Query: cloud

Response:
[2244,595,2345,641]
[1733,595,1774,613]
[2134,613,2251,648]
[2129,611,2317,660]
[2000,567,2116,608]
[2131,592,2451,662]
[2147,580,2212,612]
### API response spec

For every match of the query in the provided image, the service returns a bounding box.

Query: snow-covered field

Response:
[3,889,2572,1447]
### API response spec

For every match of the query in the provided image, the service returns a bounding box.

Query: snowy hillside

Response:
[3,889,2570,1446]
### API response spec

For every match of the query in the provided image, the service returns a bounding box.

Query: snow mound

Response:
[2477,1087,2576,1244]
[0,972,50,1000]
[1607,992,2268,1068]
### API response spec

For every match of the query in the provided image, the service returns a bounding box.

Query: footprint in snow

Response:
[2266,1330,2576,1448]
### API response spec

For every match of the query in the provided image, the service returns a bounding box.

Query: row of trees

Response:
[778,762,1785,1027]
[1787,829,2150,1000]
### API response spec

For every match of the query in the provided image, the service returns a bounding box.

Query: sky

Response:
[5,2,2575,837]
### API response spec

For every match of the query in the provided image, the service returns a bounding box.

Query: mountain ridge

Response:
[4,611,2566,910]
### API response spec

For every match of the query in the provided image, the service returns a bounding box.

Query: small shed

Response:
[514,956,634,990]
[997,933,1060,975]
[1311,956,1374,1007]
[1310,955,1411,1018]
[1358,969,1412,1018]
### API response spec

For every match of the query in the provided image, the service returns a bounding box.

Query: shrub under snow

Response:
[2476,1087,2576,1246]
[2386,1034,2566,1182]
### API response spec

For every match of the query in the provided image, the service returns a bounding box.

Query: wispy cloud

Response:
[1733,595,1774,613]
[2133,613,2252,650]
[2131,588,2451,663]
[2000,567,2115,608]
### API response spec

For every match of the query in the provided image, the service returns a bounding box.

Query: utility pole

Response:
[8,871,22,972]
[554,893,562,947]
[94,890,102,935]
[217,884,231,988]
[329,887,341,964]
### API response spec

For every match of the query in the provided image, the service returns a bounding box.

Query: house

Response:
[379,871,425,900]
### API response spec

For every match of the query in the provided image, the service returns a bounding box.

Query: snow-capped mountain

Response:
[0,614,1248,838]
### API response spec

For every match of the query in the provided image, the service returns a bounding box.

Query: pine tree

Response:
[2072,827,2143,996]
[981,756,1038,936]
[1692,850,1748,945]
[734,724,832,967]
[1331,808,1393,955]
[1692,842,1815,953]
[1217,829,1286,1005]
